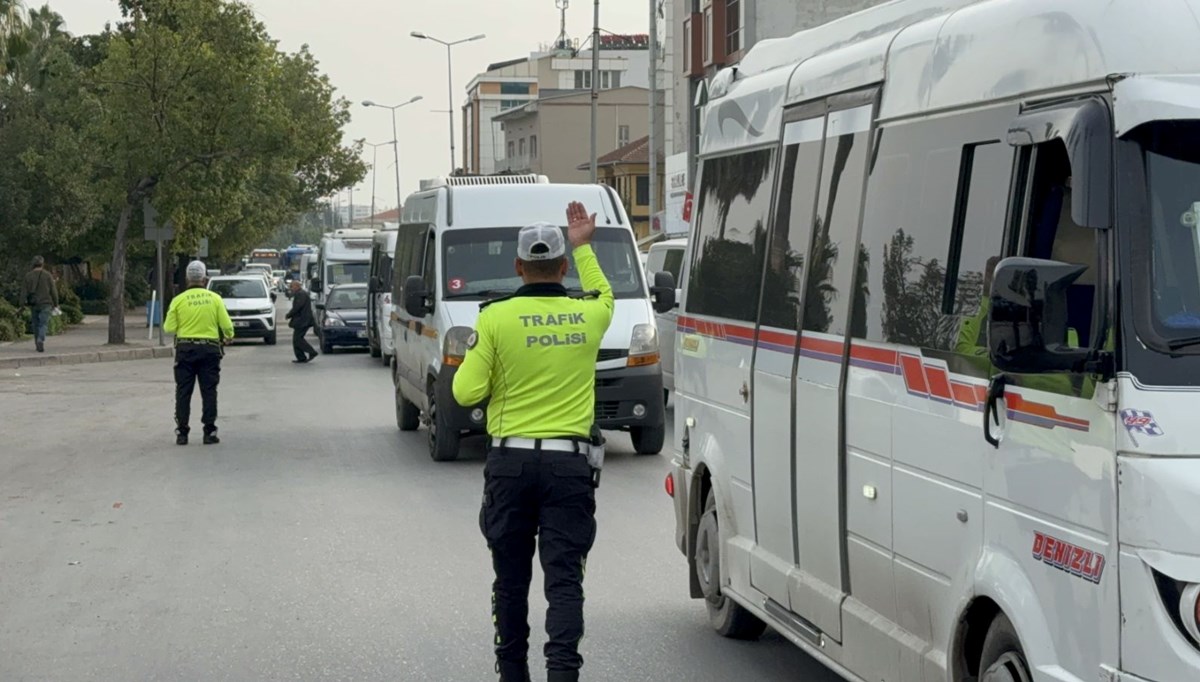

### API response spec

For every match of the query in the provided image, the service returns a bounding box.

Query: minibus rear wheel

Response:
[979,614,1031,682]
[695,488,766,640]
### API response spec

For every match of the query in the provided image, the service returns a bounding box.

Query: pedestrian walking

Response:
[453,202,614,682]
[20,256,59,353]
[286,280,318,363]
[163,260,233,446]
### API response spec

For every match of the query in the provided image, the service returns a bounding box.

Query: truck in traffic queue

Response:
[309,228,377,308]
[658,1,1200,681]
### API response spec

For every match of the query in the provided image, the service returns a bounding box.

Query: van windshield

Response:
[1135,121,1200,348]
[441,227,645,300]
[326,262,369,286]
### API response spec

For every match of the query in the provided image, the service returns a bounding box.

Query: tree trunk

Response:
[107,200,134,345]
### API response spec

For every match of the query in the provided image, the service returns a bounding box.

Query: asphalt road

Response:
[0,331,841,682]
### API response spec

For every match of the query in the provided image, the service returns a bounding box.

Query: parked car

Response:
[271,270,287,292]
[207,275,277,344]
[315,283,369,353]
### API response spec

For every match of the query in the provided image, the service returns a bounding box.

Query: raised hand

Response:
[566,201,597,248]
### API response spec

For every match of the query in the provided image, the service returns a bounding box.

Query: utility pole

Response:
[589,0,601,183]
[649,0,659,232]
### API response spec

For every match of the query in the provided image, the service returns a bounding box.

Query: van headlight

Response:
[325,315,345,327]
[627,323,660,367]
[444,326,474,367]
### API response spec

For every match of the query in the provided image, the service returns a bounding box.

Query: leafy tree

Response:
[66,0,364,342]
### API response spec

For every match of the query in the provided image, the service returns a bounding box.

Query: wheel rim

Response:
[982,652,1031,682]
[695,514,721,603]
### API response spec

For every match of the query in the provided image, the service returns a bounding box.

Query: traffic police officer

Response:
[453,202,614,682]
[164,260,234,446]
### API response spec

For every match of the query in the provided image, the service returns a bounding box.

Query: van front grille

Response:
[597,349,628,362]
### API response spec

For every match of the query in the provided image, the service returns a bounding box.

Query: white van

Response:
[645,238,686,400]
[663,2,1200,682]
[310,228,376,306]
[367,228,398,366]
[391,175,676,461]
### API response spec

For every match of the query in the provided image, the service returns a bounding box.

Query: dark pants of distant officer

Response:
[292,324,317,361]
[480,445,597,676]
[174,344,222,435]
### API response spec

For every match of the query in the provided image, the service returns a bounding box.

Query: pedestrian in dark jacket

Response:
[286,280,318,363]
[20,256,59,353]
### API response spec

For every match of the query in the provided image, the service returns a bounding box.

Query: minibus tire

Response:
[396,387,420,432]
[696,489,766,640]
[370,342,381,358]
[979,614,1031,682]
[427,384,461,462]
[631,424,665,455]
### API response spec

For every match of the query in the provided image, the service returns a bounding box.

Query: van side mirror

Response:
[369,275,382,293]
[270,292,277,302]
[651,271,677,314]
[310,278,322,293]
[404,275,431,317]
[988,257,1091,374]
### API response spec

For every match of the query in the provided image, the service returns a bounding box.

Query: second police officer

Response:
[163,260,234,446]
[453,201,614,682]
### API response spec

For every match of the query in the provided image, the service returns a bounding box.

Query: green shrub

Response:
[57,279,82,309]
[74,280,109,302]
[0,298,22,341]
[60,304,84,325]
[80,300,109,316]
[125,276,151,308]
[47,313,65,336]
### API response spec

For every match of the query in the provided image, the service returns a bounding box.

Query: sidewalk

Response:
[0,308,174,370]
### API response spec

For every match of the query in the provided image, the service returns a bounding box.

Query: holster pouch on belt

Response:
[587,423,605,488]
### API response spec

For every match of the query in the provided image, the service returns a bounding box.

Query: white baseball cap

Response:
[186,260,208,282]
[517,222,566,261]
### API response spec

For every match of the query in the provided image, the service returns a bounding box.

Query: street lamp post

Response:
[363,140,396,224]
[411,31,486,174]
[363,96,423,222]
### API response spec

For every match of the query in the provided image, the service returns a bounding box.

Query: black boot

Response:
[496,660,530,682]
[547,671,579,682]
[176,429,189,446]
[203,430,220,445]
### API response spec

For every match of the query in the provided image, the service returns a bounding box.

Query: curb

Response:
[0,346,174,370]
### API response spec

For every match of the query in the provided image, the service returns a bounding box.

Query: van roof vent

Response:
[420,174,549,190]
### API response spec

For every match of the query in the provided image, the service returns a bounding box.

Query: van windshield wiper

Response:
[443,289,512,300]
[1166,335,1200,350]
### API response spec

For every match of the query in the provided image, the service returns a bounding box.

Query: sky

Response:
[46,0,651,215]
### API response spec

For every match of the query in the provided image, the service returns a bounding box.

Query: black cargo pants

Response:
[174,343,222,435]
[480,444,597,674]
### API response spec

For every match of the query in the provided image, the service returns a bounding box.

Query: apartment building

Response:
[462,35,653,176]
[494,86,651,183]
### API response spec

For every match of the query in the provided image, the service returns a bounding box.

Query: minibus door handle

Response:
[983,374,1008,449]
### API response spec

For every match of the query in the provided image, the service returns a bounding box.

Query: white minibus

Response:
[662,1,1200,681]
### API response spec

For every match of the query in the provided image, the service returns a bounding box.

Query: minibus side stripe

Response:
[678,314,1089,432]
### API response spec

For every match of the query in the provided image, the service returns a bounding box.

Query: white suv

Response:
[207,275,278,344]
